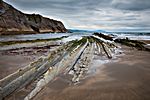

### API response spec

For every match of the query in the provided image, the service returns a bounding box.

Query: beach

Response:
[0,32,150,100]
[32,45,150,100]
[1,0,150,100]
[3,43,150,100]
[0,44,60,79]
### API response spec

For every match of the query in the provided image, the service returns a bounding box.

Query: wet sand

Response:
[1,43,150,100]
[0,45,58,79]
[32,46,150,100]
[0,55,33,79]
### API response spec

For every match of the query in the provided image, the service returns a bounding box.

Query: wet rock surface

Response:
[0,33,150,100]
[0,35,117,99]
[114,38,150,51]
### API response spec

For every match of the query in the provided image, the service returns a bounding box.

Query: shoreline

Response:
[32,45,150,100]
[0,36,68,46]
[2,44,150,100]
[0,31,69,36]
[0,44,60,79]
[0,39,150,100]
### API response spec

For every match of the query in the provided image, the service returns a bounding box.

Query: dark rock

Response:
[93,32,113,41]
[0,1,67,35]
[114,38,150,51]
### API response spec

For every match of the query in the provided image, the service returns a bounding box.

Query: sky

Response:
[3,0,150,32]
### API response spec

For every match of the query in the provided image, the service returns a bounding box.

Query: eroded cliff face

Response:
[0,0,67,35]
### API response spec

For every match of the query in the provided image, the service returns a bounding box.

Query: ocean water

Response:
[110,32,150,40]
[0,33,70,42]
[0,32,149,42]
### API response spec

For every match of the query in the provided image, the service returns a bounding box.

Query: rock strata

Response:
[0,0,67,35]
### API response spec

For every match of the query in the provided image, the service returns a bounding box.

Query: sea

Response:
[0,32,150,43]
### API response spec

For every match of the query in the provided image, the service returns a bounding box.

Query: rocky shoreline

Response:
[0,32,150,100]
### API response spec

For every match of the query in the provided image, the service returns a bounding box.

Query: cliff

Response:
[0,0,67,35]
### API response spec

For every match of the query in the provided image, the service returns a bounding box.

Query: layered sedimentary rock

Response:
[0,0,67,35]
[1,33,150,99]
[0,35,118,99]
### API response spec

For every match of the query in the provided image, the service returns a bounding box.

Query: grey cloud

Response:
[3,0,150,31]
[112,0,150,11]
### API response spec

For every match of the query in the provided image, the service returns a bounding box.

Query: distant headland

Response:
[0,0,67,35]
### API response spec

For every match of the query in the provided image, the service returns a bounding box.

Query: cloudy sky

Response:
[4,0,150,32]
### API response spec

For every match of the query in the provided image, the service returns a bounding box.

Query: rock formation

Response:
[0,0,67,35]
[0,36,116,99]
[1,33,150,99]
[93,32,113,41]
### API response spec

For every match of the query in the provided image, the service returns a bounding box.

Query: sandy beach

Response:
[3,44,150,100]
[0,38,149,100]
[0,44,59,79]
[1,0,150,100]
[30,46,150,100]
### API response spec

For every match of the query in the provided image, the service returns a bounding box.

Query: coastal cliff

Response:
[0,0,67,35]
